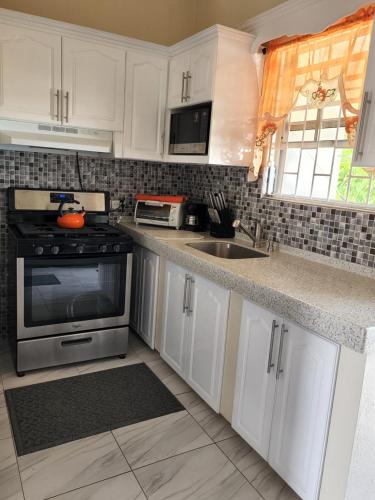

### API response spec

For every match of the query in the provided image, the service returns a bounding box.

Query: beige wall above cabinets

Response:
[194,0,287,32]
[0,0,287,45]
[0,0,198,46]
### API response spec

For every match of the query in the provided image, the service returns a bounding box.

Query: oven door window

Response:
[23,255,126,327]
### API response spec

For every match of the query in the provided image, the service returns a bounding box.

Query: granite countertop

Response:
[119,219,375,354]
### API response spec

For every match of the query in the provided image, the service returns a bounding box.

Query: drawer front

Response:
[17,327,129,372]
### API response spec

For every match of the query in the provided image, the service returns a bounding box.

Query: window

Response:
[274,91,375,206]
[250,6,375,208]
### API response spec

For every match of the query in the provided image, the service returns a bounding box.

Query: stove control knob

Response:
[113,244,121,253]
[99,244,107,253]
[34,246,44,256]
[51,246,60,255]
[77,245,84,254]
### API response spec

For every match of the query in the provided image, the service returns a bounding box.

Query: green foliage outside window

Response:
[336,149,375,205]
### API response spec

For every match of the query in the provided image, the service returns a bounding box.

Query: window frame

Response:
[272,99,375,209]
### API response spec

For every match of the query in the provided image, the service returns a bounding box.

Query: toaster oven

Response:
[134,195,186,229]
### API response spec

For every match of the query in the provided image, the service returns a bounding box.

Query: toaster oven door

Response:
[135,201,171,223]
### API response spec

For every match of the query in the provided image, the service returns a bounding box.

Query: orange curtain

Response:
[250,5,375,181]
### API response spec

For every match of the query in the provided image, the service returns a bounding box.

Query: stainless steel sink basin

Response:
[186,241,269,259]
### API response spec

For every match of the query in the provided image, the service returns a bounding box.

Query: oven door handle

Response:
[61,337,92,346]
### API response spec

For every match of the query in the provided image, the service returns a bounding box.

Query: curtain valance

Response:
[249,5,375,182]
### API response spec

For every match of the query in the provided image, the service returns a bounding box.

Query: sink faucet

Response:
[232,219,263,247]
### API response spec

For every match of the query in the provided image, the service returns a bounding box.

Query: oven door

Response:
[17,253,132,339]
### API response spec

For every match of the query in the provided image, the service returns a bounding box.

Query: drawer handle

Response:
[276,325,287,380]
[61,337,92,346]
[267,320,278,373]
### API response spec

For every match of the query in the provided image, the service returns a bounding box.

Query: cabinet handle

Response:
[64,91,69,123]
[181,72,187,103]
[182,274,189,313]
[187,276,194,314]
[185,71,191,101]
[53,89,60,121]
[354,90,372,161]
[267,320,278,373]
[276,324,287,380]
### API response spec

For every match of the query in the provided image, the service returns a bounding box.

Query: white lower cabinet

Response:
[232,300,338,500]
[231,301,281,458]
[161,261,230,410]
[130,244,159,349]
[161,261,190,376]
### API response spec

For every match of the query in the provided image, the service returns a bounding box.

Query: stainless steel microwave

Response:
[169,103,211,155]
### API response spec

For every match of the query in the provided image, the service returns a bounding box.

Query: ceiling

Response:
[0,0,287,45]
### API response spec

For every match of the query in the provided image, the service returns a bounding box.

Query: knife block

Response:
[209,208,235,238]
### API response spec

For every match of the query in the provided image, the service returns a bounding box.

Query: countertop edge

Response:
[121,222,373,354]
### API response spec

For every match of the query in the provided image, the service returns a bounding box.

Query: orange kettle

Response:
[57,200,86,229]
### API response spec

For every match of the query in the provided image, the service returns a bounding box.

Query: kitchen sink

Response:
[186,241,269,259]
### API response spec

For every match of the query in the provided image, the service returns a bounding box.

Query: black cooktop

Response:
[15,223,124,239]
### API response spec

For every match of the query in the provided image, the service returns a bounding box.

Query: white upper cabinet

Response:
[352,20,375,168]
[123,51,168,160]
[168,52,191,108]
[0,24,61,124]
[167,40,216,108]
[269,322,338,500]
[186,273,229,410]
[188,40,216,104]
[232,301,280,458]
[62,37,125,130]
[165,27,259,167]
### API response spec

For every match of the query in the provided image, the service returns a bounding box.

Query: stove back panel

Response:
[10,188,109,213]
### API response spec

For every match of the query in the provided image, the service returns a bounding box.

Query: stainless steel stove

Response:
[7,188,133,375]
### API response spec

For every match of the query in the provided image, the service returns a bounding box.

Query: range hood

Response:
[0,120,113,153]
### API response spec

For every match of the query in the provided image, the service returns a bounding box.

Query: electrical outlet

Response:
[111,200,120,210]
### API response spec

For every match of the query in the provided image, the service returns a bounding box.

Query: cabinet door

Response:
[138,248,159,349]
[0,24,61,124]
[352,21,375,168]
[130,244,142,331]
[269,323,338,500]
[188,40,216,105]
[232,300,280,458]
[123,51,167,160]
[185,274,229,411]
[167,51,190,108]
[62,37,125,130]
[161,261,190,376]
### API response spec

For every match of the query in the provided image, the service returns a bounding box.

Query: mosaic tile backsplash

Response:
[1,150,375,341]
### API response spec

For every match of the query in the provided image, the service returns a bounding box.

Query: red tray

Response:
[135,194,188,203]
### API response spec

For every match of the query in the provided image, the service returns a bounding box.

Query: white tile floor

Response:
[0,332,300,500]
